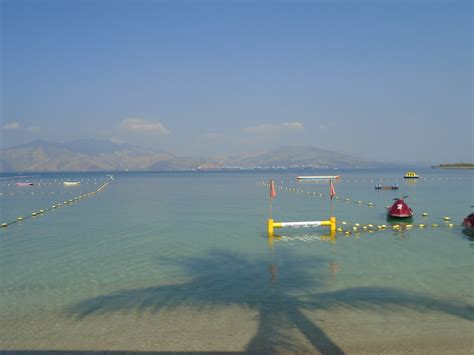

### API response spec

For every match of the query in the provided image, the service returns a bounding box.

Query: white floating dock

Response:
[296,175,340,180]
[277,221,324,228]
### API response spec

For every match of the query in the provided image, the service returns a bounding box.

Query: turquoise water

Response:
[0,169,473,352]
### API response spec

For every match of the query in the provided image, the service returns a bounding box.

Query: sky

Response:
[1,0,472,163]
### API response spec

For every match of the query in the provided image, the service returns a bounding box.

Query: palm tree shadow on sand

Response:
[67,249,473,353]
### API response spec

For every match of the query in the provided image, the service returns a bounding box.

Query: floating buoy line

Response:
[259,176,472,185]
[329,219,456,237]
[257,181,461,234]
[270,219,458,240]
[0,178,111,197]
[258,180,377,207]
[0,181,111,229]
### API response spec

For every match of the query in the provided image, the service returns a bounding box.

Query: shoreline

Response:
[432,166,474,169]
[1,307,472,354]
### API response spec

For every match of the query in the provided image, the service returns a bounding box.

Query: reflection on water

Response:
[321,230,337,243]
[329,261,340,276]
[405,178,419,186]
[462,228,474,239]
[386,215,414,225]
[269,264,278,284]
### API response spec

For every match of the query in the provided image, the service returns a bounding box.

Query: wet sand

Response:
[1,306,472,354]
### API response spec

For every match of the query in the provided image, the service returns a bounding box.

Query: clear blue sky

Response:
[1,0,472,163]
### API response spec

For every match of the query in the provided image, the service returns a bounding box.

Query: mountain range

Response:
[0,139,396,172]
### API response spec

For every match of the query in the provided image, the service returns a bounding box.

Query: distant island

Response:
[0,139,402,172]
[432,163,474,169]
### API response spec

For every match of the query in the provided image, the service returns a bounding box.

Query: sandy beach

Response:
[1,305,472,354]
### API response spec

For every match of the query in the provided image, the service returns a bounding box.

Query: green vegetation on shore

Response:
[432,163,474,169]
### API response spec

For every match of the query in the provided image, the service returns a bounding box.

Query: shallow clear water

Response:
[0,169,473,352]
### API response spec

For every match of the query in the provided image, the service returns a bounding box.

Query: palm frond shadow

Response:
[68,249,473,353]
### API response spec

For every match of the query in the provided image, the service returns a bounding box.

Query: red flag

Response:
[269,179,276,199]
[330,179,336,200]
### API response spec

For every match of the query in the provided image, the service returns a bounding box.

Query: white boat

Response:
[16,182,34,186]
[296,175,341,180]
[63,181,81,186]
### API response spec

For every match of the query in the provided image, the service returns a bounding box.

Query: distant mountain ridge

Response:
[225,146,372,168]
[1,139,391,172]
[0,139,173,172]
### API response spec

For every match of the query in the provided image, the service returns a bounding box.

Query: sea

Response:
[0,168,473,353]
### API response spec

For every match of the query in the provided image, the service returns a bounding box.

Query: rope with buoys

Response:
[270,220,459,242]
[332,219,458,236]
[0,181,111,229]
[258,181,376,207]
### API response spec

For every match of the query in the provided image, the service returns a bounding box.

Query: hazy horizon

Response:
[0,137,446,167]
[1,0,472,163]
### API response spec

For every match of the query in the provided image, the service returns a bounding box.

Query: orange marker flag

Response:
[270,179,276,199]
[330,179,336,200]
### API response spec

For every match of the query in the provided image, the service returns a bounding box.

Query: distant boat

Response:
[63,181,81,186]
[387,196,413,218]
[16,182,34,186]
[375,184,399,190]
[404,172,420,179]
[297,175,340,180]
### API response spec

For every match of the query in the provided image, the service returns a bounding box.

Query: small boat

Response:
[462,208,474,233]
[63,181,81,186]
[297,175,340,180]
[375,184,399,190]
[404,171,420,179]
[16,182,34,186]
[387,196,413,218]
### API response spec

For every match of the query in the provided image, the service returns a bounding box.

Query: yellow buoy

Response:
[422,212,428,217]
[17,217,23,221]
[432,224,439,228]
[443,217,450,221]
[1,223,8,227]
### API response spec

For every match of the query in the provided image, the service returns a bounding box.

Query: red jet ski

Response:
[387,196,413,218]
[462,208,474,233]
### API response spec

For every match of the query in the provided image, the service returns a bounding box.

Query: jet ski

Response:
[387,196,413,218]
[462,207,474,233]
